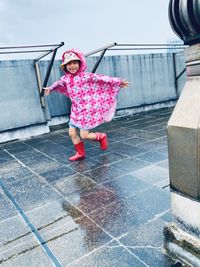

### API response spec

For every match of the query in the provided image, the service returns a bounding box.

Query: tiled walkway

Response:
[0,107,179,266]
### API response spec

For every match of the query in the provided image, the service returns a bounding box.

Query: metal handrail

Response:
[85,43,187,83]
[0,42,64,107]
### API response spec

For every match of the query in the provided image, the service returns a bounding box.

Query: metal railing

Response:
[0,42,187,106]
[0,42,64,105]
[85,42,187,98]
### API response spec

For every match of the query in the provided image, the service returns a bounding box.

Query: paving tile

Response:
[53,173,96,196]
[66,185,118,215]
[156,159,169,169]
[0,215,30,246]
[46,216,112,266]
[0,189,18,221]
[39,166,76,183]
[0,151,15,164]
[68,241,146,267]
[4,142,35,154]
[84,165,126,184]
[131,164,169,184]
[135,150,168,163]
[68,158,103,173]
[108,142,147,156]
[101,174,151,199]
[26,198,83,230]
[111,158,149,173]
[12,185,62,212]
[0,246,54,267]
[126,186,171,217]
[17,154,62,174]
[119,219,175,266]
[5,175,47,195]
[0,166,34,185]
[135,140,166,151]
[87,200,152,238]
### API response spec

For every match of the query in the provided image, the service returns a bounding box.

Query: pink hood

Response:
[61,48,87,73]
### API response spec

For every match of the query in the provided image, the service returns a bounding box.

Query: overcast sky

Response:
[0,0,179,59]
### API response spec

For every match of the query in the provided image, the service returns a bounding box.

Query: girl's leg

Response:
[80,130,96,140]
[80,130,108,150]
[68,127,81,144]
[68,126,85,161]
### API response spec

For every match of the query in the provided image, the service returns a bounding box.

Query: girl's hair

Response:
[64,60,81,72]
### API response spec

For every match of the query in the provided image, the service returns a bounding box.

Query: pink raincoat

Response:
[49,48,123,129]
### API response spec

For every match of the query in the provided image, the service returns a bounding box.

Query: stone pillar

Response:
[164,1,200,265]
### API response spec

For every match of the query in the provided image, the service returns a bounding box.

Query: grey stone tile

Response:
[0,166,34,184]
[87,150,128,165]
[66,185,118,215]
[39,166,76,183]
[135,150,167,164]
[123,137,149,146]
[108,142,147,156]
[156,159,169,169]
[0,161,22,174]
[84,165,126,184]
[0,189,18,221]
[68,159,103,173]
[119,219,166,247]
[0,151,15,164]
[26,199,82,230]
[16,154,61,174]
[126,186,171,217]
[46,216,112,266]
[0,246,54,267]
[5,176,47,195]
[12,185,61,212]
[0,215,30,246]
[11,149,43,160]
[135,140,166,151]
[4,142,35,154]
[68,243,146,267]
[102,174,151,199]
[111,158,149,173]
[119,219,175,266]
[127,248,175,267]
[54,173,96,196]
[87,200,152,238]
[131,164,169,185]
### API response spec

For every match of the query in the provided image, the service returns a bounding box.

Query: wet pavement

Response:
[0,107,179,266]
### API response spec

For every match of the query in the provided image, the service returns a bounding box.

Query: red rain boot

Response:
[95,132,108,150]
[69,141,85,161]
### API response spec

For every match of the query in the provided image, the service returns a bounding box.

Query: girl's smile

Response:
[66,60,80,74]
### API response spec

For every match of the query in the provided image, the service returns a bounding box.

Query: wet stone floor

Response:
[0,107,179,266]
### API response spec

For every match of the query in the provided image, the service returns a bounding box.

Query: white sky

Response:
[0,0,179,59]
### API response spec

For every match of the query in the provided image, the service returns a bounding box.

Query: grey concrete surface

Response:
[0,107,182,266]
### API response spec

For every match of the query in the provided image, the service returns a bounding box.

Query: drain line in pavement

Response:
[0,180,62,267]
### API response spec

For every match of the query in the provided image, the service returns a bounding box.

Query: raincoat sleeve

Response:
[88,73,123,88]
[49,78,69,97]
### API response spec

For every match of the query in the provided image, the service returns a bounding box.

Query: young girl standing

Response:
[44,48,129,161]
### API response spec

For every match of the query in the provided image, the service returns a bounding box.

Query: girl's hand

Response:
[120,80,130,88]
[43,87,51,96]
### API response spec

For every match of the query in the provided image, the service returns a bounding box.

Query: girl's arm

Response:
[88,73,122,87]
[43,78,69,97]
[88,73,129,88]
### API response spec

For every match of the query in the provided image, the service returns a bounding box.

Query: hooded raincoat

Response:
[49,48,123,129]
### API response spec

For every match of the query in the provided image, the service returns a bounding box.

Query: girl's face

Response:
[66,60,80,74]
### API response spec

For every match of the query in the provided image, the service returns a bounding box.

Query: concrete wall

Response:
[0,52,186,142]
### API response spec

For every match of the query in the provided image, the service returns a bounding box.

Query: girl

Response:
[44,48,129,161]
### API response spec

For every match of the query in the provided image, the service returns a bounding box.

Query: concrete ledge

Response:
[164,223,200,266]
[0,124,50,144]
